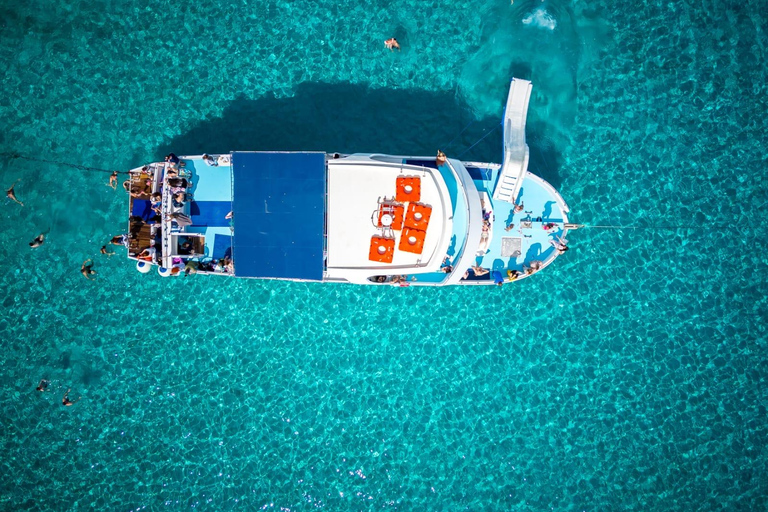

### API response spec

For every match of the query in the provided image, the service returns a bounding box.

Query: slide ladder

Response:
[492,78,532,205]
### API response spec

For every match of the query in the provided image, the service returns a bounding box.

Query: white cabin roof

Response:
[325,157,452,278]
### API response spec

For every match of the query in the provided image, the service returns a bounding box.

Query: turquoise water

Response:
[2,0,767,509]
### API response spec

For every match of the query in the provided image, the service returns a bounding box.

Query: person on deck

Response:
[137,245,156,262]
[202,153,218,166]
[165,153,180,168]
[550,235,568,253]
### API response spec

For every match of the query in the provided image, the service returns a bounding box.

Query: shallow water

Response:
[1,0,767,510]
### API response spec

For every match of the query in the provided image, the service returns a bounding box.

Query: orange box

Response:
[399,227,426,254]
[378,203,404,231]
[404,202,432,231]
[396,176,421,203]
[369,236,395,263]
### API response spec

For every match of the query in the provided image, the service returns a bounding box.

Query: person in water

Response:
[108,171,118,190]
[111,234,129,246]
[81,259,96,280]
[29,233,45,248]
[100,245,114,257]
[36,379,50,392]
[6,179,23,206]
[385,38,400,51]
[62,389,80,406]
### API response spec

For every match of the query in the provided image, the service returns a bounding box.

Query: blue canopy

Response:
[232,152,326,280]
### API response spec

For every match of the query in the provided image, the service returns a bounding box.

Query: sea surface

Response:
[1,0,767,510]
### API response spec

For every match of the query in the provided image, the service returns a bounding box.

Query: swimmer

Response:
[36,379,50,392]
[62,388,80,406]
[100,245,114,257]
[6,179,23,206]
[29,233,45,248]
[81,259,96,280]
[384,38,400,51]
[108,171,118,190]
[110,234,128,246]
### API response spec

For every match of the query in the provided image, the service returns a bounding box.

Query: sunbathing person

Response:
[81,259,96,280]
[471,265,490,276]
[550,235,569,253]
[202,153,218,166]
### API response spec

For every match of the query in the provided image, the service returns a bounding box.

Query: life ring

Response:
[157,266,172,277]
[136,261,152,273]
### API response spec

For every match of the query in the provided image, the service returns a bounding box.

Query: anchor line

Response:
[443,119,476,151]
[1,152,128,175]
[456,125,500,158]
[567,225,731,231]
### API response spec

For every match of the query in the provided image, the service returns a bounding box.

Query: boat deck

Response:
[182,156,233,263]
[465,166,569,283]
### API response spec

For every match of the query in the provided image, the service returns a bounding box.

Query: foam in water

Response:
[522,6,557,30]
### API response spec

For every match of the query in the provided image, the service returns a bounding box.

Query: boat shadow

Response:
[156,81,563,189]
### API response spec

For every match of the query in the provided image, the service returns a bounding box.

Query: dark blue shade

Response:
[466,166,493,181]
[131,199,157,224]
[232,152,326,280]
[189,201,232,227]
[212,234,232,260]
[404,158,438,169]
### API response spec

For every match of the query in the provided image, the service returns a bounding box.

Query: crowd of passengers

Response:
[116,153,235,274]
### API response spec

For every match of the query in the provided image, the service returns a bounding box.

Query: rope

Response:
[443,119,475,151]
[456,125,500,158]
[576,225,731,231]
[1,152,127,175]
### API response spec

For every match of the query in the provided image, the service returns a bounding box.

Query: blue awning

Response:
[232,152,326,280]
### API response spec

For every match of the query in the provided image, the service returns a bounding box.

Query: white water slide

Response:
[492,78,532,205]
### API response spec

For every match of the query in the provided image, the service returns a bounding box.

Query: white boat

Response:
[123,78,571,286]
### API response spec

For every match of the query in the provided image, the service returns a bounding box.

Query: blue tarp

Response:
[189,201,231,227]
[212,234,232,260]
[232,152,326,280]
[131,199,157,224]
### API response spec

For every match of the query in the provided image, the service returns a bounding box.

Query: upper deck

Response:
[324,155,457,283]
